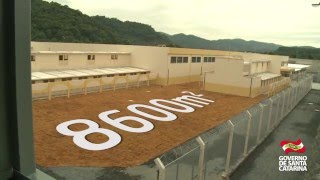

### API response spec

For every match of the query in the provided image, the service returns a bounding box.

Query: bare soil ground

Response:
[33,83,265,167]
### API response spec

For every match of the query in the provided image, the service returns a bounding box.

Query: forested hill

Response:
[168,33,281,53]
[270,46,320,60]
[31,0,174,46]
[31,0,320,60]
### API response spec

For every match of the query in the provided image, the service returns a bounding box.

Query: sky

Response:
[45,0,320,47]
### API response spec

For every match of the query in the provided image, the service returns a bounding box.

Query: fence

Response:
[267,77,291,97]
[154,75,313,180]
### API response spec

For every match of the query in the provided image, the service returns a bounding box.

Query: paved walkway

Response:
[231,90,320,180]
[312,83,320,90]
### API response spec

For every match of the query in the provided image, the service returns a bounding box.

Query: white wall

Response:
[31,42,168,79]
[31,42,289,87]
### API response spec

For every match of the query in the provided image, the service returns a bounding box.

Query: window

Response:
[171,56,188,63]
[62,78,72,81]
[204,57,215,63]
[192,57,201,63]
[183,57,188,63]
[59,55,68,61]
[111,54,118,60]
[192,57,197,63]
[171,57,177,63]
[281,61,288,67]
[78,77,88,80]
[31,55,35,62]
[87,54,95,60]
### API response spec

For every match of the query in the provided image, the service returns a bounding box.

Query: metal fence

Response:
[154,75,313,180]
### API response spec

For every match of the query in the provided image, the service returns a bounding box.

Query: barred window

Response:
[192,57,201,63]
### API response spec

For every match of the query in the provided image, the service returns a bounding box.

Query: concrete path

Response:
[231,90,320,180]
[312,83,320,90]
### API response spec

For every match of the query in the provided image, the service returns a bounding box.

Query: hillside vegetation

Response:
[31,0,174,46]
[168,33,281,53]
[270,46,320,60]
[31,0,320,60]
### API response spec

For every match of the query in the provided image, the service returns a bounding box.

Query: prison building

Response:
[203,55,290,97]
[289,58,320,82]
[30,42,307,99]
[281,63,310,80]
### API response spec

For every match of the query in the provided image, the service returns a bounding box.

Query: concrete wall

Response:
[31,53,131,71]
[31,42,289,90]
[128,45,169,85]
[31,42,133,71]
[31,42,169,85]
[204,57,261,97]
[241,53,288,74]
[166,48,237,84]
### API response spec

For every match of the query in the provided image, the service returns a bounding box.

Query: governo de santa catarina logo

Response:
[280,139,306,154]
[279,139,307,172]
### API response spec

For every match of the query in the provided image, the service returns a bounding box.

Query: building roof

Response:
[31,67,149,81]
[254,72,281,81]
[31,51,131,55]
[288,63,310,72]
[251,59,271,63]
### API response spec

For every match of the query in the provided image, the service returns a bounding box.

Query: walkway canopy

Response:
[31,66,150,82]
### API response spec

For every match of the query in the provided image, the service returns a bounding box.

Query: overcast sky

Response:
[45,0,320,47]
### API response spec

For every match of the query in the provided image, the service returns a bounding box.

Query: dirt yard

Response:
[33,83,265,167]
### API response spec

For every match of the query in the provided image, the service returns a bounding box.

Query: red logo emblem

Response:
[280,139,306,154]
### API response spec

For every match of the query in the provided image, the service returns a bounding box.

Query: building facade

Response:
[31,42,294,98]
